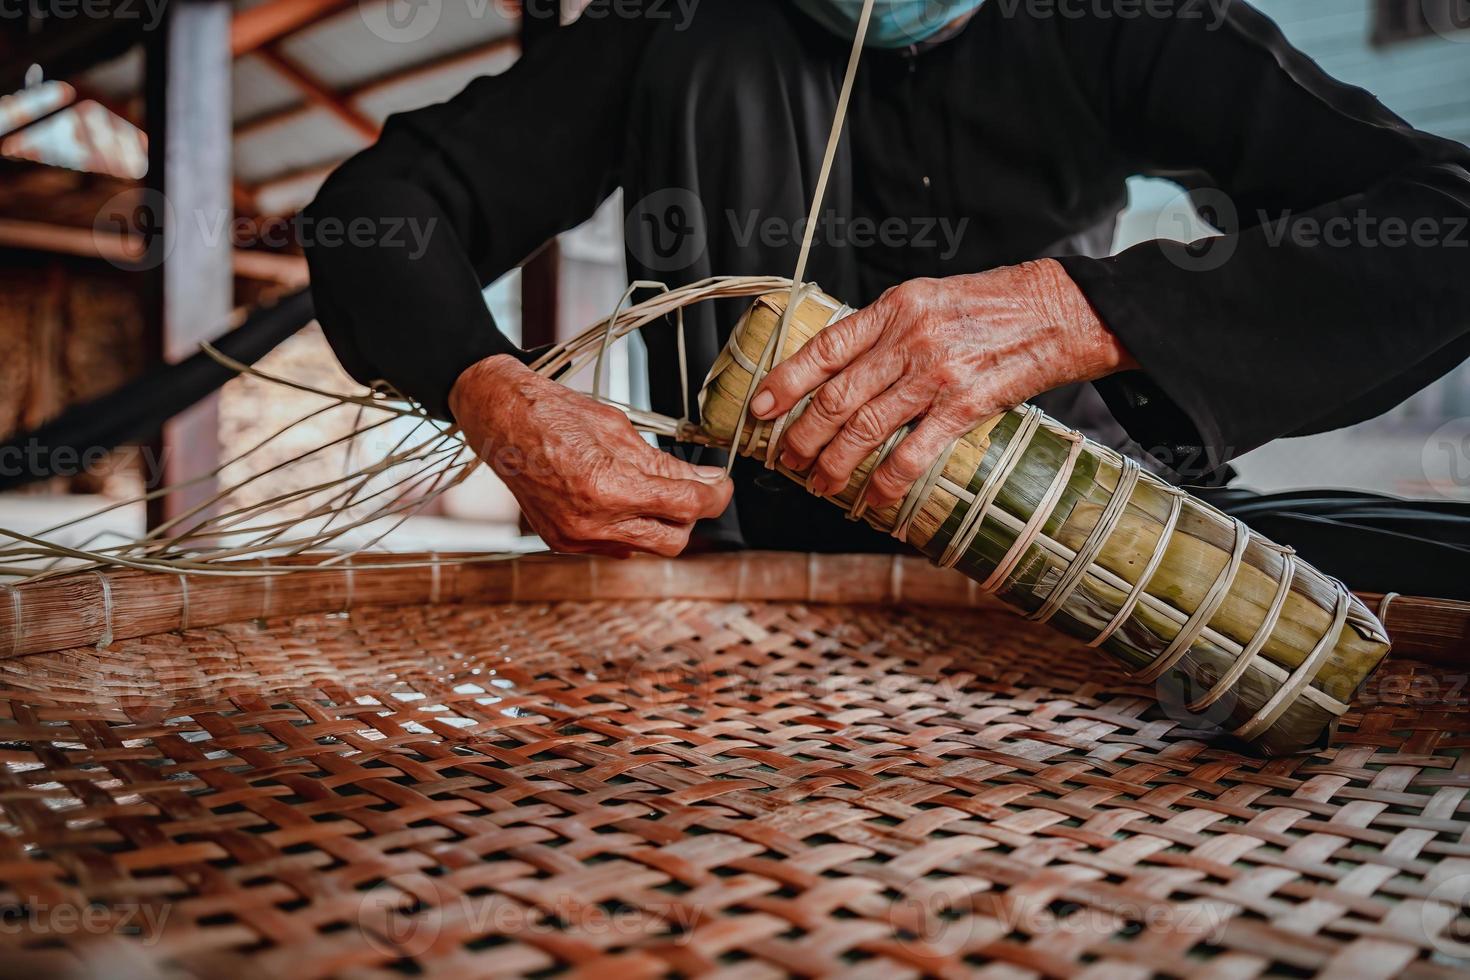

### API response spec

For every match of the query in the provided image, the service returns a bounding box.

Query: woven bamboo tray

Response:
[0,553,1467,979]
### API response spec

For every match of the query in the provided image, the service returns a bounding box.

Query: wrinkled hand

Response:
[450,355,733,557]
[750,259,1136,510]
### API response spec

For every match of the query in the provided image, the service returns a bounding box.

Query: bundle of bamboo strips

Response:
[699,287,1393,755]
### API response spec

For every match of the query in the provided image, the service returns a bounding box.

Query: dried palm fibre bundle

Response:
[699,285,1392,756]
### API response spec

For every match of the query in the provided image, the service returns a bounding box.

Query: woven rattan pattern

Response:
[0,598,1467,979]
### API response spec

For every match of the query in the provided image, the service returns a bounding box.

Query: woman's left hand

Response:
[749,258,1137,510]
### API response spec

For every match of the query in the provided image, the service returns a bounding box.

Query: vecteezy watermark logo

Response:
[612,640,718,711]
[879,0,978,45]
[92,193,440,266]
[990,0,1235,30]
[357,873,445,958]
[1153,186,1238,272]
[1258,210,1469,250]
[362,0,445,44]
[0,900,172,942]
[0,0,169,30]
[94,188,175,272]
[626,187,709,273]
[1151,665,1240,735]
[888,889,1231,958]
[0,442,172,485]
[1422,0,1470,42]
[1422,417,1470,501]
[360,0,700,44]
[625,188,973,273]
[1419,871,1470,959]
[726,209,970,261]
[1152,182,1467,273]
[356,872,703,957]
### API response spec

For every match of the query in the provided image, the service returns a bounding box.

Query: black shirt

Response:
[304,0,1470,545]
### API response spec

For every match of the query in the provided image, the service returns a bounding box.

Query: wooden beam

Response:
[145,0,235,528]
[73,83,141,129]
[247,161,336,209]
[233,180,256,215]
[238,30,520,210]
[353,34,519,99]
[231,0,354,57]
[520,237,561,347]
[256,46,380,141]
[0,14,148,95]
[518,0,560,350]
[0,83,78,142]
[231,247,310,286]
[235,35,518,143]
[0,218,308,285]
[514,0,560,536]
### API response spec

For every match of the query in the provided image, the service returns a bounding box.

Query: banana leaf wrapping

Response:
[698,287,1392,755]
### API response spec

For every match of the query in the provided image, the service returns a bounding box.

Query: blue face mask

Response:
[792,0,985,48]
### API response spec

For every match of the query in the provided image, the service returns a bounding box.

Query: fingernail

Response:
[810,474,831,496]
[694,465,726,481]
[751,390,775,418]
[780,450,804,471]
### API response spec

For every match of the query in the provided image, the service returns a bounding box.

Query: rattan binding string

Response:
[1031,455,1141,624]
[177,573,190,632]
[980,429,1085,594]
[1131,517,1251,685]
[1,583,17,658]
[1090,490,1183,648]
[940,406,1043,569]
[1187,546,1296,712]
[92,570,113,650]
[725,0,875,475]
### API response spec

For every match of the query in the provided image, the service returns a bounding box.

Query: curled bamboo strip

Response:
[698,288,1394,755]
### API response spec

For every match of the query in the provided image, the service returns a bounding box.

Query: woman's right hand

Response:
[449,355,733,558]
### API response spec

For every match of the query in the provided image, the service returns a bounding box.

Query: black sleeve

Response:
[303,3,660,419]
[1052,2,1470,473]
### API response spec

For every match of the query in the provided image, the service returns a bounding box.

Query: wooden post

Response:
[144,0,235,527]
[518,0,561,351]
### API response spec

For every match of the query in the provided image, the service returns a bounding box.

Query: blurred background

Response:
[0,0,1467,555]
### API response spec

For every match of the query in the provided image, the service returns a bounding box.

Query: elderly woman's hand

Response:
[749,259,1136,510]
[451,355,733,558]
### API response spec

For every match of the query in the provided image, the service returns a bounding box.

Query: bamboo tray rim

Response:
[1,551,1465,665]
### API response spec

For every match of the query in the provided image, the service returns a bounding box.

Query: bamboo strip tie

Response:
[1189,548,1295,712]
[2,583,18,658]
[93,570,114,650]
[1032,456,1141,624]
[1236,586,1352,739]
[980,429,1085,594]
[1133,518,1251,685]
[940,407,1043,569]
[177,573,190,632]
[1090,491,1183,648]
